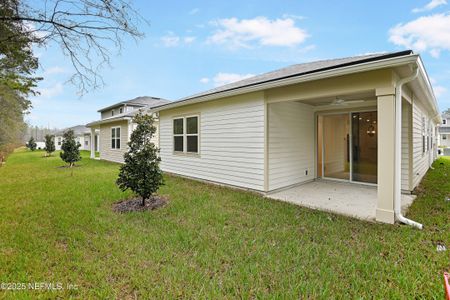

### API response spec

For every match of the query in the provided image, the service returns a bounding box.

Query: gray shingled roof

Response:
[153,50,413,110]
[87,97,171,126]
[55,125,90,136]
[97,96,171,112]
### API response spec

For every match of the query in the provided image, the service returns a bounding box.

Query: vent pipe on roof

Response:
[394,64,422,229]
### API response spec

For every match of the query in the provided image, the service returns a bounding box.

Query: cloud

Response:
[161,33,180,47]
[161,32,196,47]
[184,36,196,44]
[412,0,447,13]
[201,73,255,87]
[189,8,200,15]
[43,66,66,76]
[38,83,64,98]
[389,13,450,57]
[281,13,305,20]
[208,16,309,49]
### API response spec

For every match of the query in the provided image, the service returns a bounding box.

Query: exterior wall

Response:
[401,100,411,191]
[83,134,90,150]
[54,134,89,151]
[36,142,45,150]
[440,134,450,147]
[267,101,315,191]
[100,105,140,119]
[55,135,63,150]
[159,92,265,191]
[99,120,129,163]
[411,99,434,189]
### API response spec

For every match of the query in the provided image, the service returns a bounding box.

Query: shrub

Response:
[27,137,37,151]
[44,134,55,156]
[116,112,164,206]
[60,130,81,167]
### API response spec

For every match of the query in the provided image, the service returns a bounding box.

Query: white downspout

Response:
[395,65,423,229]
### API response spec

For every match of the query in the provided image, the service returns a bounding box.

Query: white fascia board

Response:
[86,116,132,127]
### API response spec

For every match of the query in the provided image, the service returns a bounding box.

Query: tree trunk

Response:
[142,197,146,206]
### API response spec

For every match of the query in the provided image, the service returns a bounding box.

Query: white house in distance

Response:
[438,112,450,148]
[54,125,94,151]
[86,96,170,161]
[89,50,441,227]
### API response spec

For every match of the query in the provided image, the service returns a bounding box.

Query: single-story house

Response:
[89,50,441,227]
[35,141,45,150]
[438,113,450,148]
[86,96,170,162]
[54,125,93,151]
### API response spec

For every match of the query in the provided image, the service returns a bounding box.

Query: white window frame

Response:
[119,107,123,114]
[57,137,62,145]
[111,126,121,150]
[173,115,199,154]
[422,117,426,154]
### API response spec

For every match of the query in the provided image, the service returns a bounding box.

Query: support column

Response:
[90,128,95,159]
[376,87,396,224]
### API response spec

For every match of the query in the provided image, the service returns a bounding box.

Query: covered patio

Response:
[266,180,416,221]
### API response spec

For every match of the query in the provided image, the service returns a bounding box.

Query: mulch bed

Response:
[113,196,168,213]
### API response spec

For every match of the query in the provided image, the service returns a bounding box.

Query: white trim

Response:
[111,126,121,150]
[172,115,200,154]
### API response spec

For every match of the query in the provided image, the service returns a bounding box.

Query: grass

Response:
[0,149,449,299]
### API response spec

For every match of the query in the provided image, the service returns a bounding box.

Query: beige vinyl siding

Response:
[99,120,129,163]
[411,100,430,189]
[101,109,115,119]
[268,102,315,191]
[401,100,411,191]
[159,92,265,191]
[130,120,160,147]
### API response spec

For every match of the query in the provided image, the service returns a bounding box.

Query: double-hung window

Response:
[173,116,199,153]
[111,127,121,149]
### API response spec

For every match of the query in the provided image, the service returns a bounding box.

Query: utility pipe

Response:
[395,65,423,229]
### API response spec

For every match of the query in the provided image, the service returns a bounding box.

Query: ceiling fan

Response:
[330,98,365,106]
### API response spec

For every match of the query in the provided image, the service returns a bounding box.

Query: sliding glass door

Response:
[318,111,377,184]
[322,114,350,180]
[351,112,377,184]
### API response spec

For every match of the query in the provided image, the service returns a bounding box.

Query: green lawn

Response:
[0,149,449,298]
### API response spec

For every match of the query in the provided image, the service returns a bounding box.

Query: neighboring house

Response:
[144,50,440,225]
[86,96,171,162]
[36,141,45,150]
[54,125,94,151]
[438,113,450,148]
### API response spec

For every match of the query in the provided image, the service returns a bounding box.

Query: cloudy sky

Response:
[29,0,450,128]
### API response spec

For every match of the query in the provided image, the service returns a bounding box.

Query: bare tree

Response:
[1,0,148,95]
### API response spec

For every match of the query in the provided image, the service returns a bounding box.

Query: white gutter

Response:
[395,64,423,229]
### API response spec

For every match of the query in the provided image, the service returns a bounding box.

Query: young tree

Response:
[27,136,36,151]
[60,130,81,167]
[44,134,55,156]
[117,112,164,206]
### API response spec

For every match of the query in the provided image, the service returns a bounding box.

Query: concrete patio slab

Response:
[266,180,416,221]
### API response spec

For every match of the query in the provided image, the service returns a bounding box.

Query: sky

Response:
[28,0,450,128]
